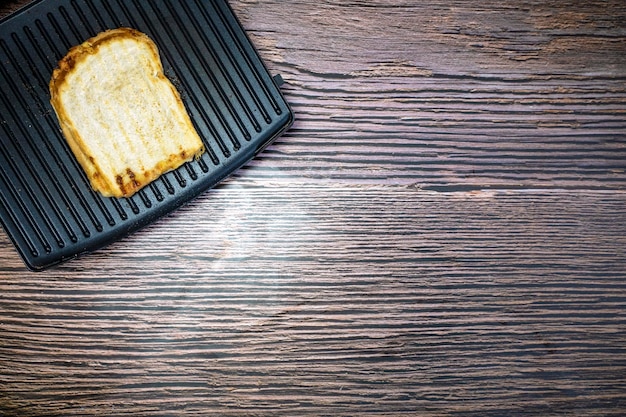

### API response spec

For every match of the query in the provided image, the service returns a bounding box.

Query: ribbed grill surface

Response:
[0,0,293,270]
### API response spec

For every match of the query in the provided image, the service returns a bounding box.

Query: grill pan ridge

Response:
[0,0,294,270]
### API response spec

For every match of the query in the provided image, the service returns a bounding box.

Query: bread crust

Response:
[50,28,152,97]
[49,27,205,198]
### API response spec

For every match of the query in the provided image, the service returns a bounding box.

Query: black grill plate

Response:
[0,0,293,270]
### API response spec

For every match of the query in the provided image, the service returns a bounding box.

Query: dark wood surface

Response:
[1,0,626,415]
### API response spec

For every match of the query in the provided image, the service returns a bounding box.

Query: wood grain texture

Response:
[1,0,626,416]
[232,0,626,191]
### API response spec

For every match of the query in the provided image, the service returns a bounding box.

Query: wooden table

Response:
[1,0,625,415]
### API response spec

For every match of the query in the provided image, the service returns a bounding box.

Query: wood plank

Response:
[234,0,626,77]
[1,186,625,415]
[230,0,626,190]
[240,72,626,190]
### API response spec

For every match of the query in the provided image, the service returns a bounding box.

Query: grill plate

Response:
[0,0,293,270]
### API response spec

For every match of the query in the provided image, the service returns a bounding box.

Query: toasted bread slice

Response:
[49,27,205,198]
